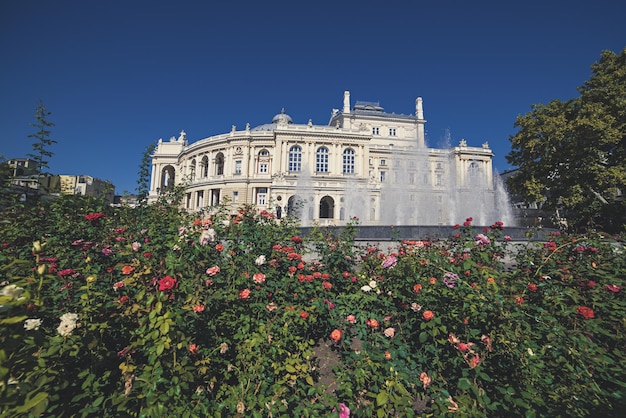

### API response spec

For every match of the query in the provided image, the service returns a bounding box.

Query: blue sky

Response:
[1,0,624,195]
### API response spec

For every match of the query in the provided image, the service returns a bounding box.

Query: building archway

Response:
[215,153,224,176]
[160,165,176,190]
[287,195,304,217]
[319,196,334,219]
[201,156,209,177]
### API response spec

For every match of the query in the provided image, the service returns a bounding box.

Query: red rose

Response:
[158,275,177,291]
[215,243,224,252]
[527,283,538,292]
[84,212,105,222]
[299,311,308,319]
[606,284,622,293]
[238,288,251,299]
[576,306,594,319]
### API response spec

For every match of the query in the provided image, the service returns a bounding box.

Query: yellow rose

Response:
[86,276,96,283]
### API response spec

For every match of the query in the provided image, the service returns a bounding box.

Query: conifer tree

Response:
[136,142,156,204]
[26,100,57,193]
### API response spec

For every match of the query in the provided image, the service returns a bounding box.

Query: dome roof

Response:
[271,108,293,124]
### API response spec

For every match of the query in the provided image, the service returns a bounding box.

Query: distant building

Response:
[7,158,38,177]
[59,175,114,202]
[4,158,114,203]
[148,91,503,226]
[112,194,140,208]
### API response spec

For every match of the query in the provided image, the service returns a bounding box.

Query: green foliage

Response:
[506,48,626,233]
[1,197,625,416]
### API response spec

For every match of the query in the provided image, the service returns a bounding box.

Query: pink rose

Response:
[206,266,220,276]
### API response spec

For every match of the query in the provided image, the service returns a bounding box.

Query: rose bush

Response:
[0,195,624,417]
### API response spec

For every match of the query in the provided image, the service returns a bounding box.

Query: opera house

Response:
[148,91,500,226]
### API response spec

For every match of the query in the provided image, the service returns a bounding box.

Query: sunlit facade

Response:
[148,91,495,225]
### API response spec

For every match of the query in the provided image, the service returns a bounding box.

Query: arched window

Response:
[316,147,329,173]
[160,165,175,190]
[201,156,209,177]
[343,148,355,174]
[258,149,270,174]
[468,161,481,184]
[215,153,224,176]
[287,195,304,217]
[288,146,302,172]
[189,159,196,180]
[319,196,334,219]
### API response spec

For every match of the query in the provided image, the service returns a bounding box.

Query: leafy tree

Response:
[26,100,57,193]
[506,48,626,232]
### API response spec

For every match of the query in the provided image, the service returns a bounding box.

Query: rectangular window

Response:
[235,160,242,175]
[436,174,443,186]
[256,188,267,205]
[233,191,239,203]
[380,171,386,182]
[372,127,380,135]
[389,128,396,136]
[259,163,268,173]
[197,191,204,207]
[380,159,386,166]
[409,173,415,184]
[342,150,355,174]
[288,147,302,171]
[316,148,329,173]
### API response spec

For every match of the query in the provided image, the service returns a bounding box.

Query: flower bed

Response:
[1,197,625,417]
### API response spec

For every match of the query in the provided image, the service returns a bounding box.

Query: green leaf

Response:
[0,315,28,325]
[15,391,48,413]
[419,332,428,343]
[376,390,388,406]
[457,378,472,390]
[285,365,296,373]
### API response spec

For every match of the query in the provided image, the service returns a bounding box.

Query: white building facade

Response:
[148,91,497,226]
